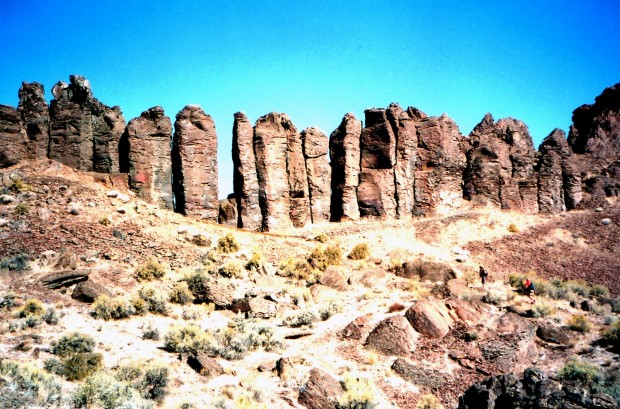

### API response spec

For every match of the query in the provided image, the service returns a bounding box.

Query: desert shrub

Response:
[8,178,30,193]
[138,285,170,315]
[169,281,194,305]
[532,302,556,318]
[337,374,377,409]
[91,295,135,320]
[135,256,167,282]
[417,394,444,409]
[565,280,591,297]
[73,372,148,409]
[559,358,604,389]
[164,325,209,355]
[246,252,262,271]
[278,257,318,282]
[590,284,610,298]
[601,321,620,348]
[464,330,479,342]
[462,269,478,286]
[0,359,62,405]
[612,298,620,314]
[191,233,211,247]
[568,314,592,332]
[284,310,318,327]
[14,202,29,216]
[348,243,370,260]
[23,314,42,328]
[308,244,342,271]
[482,290,506,305]
[319,300,343,321]
[0,253,31,271]
[42,307,60,325]
[142,323,160,340]
[388,302,406,313]
[205,315,281,360]
[99,216,111,226]
[56,352,104,381]
[53,332,95,356]
[18,298,44,317]
[186,269,212,302]
[219,260,242,278]
[507,223,519,233]
[116,361,168,402]
[217,233,240,253]
[314,233,329,243]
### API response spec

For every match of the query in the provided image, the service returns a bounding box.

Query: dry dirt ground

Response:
[0,160,619,408]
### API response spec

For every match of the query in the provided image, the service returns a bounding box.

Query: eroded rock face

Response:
[286,119,311,228]
[171,105,218,221]
[390,104,418,218]
[218,194,238,227]
[405,299,453,338]
[49,75,125,172]
[463,114,538,212]
[302,127,331,223]
[0,105,25,168]
[298,368,344,409]
[126,106,173,209]
[18,82,49,160]
[232,112,261,230]
[329,113,361,221]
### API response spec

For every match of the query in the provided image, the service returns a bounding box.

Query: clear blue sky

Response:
[1,1,619,197]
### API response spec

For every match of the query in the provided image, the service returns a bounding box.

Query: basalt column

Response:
[172,105,218,221]
[126,106,173,209]
[0,105,25,168]
[17,82,49,160]
[329,113,361,221]
[301,127,331,223]
[232,112,261,230]
[387,104,418,218]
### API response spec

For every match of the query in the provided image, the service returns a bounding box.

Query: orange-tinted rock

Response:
[405,299,453,339]
[298,368,344,409]
[329,113,361,221]
[232,112,261,230]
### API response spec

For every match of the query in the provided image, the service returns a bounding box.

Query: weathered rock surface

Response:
[298,368,344,409]
[17,82,49,160]
[49,75,125,172]
[301,127,331,223]
[0,105,25,168]
[392,358,447,388]
[285,119,311,228]
[171,105,218,220]
[41,271,89,289]
[218,194,238,227]
[396,260,456,282]
[71,280,110,303]
[232,112,261,230]
[186,351,224,378]
[405,299,453,338]
[329,113,361,221]
[390,104,418,218]
[126,106,173,209]
[365,315,418,356]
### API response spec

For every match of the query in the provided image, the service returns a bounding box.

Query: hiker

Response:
[523,278,535,303]
[479,266,488,288]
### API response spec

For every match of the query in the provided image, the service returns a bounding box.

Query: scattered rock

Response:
[0,219,9,227]
[536,325,572,345]
[71,280,110,303]
[186,351,224,378]
[41,270,89,289]
[601,218,611,225]
[107,190,119,198]
[392,358,447,388]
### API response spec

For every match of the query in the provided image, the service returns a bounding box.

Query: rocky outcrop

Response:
[537,129,582,213]
[302,127,331,223]
[232,112,261,230]
[329,113,362,221]
[126,107,173,209]
[365,315,418,356]
[171,105,218,220]
[298,368,344,409]
[17,82,49,160]
[49,75,125,172]
[0,105,25,168]
[463,114,538,212]
[390,104,418,218]
[286,119,311,228]
[218,194,238,227]
[405,299,453,338]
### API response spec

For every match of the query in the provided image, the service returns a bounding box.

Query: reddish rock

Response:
[171,105,218,220]
[286,120,311,228]
[0,105,25,168]
[396,260,456,282]
[298,368,344,409]
[17,82,49,160]
[389,104,418,218]
[302,127,331,223]
[232,112,261,230]
[186,351,224,378]
[339,314,373,340]
[218,194,238,227]
[365,315,418,356]
[405,299,453,338]
[71,280,110,303]
[126,106,173,209]
[329,113,362,221]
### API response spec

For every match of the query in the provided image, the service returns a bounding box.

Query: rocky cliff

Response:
[0,76,618,230]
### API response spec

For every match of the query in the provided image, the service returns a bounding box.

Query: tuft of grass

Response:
[308,244,342,271]
[217,233,240,253]
[142,323,160,340]
[507,223,519,233]
[559,358,604,389]
[567,314,592,333]
[18,298,44,318]
[482,290,507,306]
[42,307,60,325]
[601,321,620,348]
[319,300,343,321]
[135,256,167,282]
[73,371,148,408]
[284,310,318,328]
[278,257,318,283]
[8,178,31,193]
[245,252,262,271]
[314,233,329,243]
[337,374,377,409]
[590,284,610,298]
[98,216,111,226]
[532,302,556,318]
[169,281,194,305]
[348,243,370,260]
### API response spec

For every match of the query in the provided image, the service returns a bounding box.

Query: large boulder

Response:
[365,315,418,356]
[302,127,331,223]
[391,358,447,388]
[71,280,110,303]
[0,105,25,168]
[396,260,456,282]
[17,82,50,160]
[218,194,238,227]
[126,106,173,209]
[171,105,218,220]
[298,368,344,409]
[329,113,362,221]
[232,112,261,230]
[405,299,453,338]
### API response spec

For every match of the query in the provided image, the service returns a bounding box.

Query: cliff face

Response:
[0,76,618,229]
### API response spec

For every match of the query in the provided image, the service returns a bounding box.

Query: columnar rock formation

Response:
[0,105,24,167]
[18,82,49,160]
[126,107,173,209]
[232,112,261,230]
[49,75,125,172]
[390,104,418,218]
[172,105,218,221]
[329,113,362,221]
[301,127,331,223]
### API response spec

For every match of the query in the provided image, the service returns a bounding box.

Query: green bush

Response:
[308,244,342,271]
[135,256,167,282]
[565,280,591,297]
[23,314,42,328]
[73,372,146,409]
[319,300,343,321]
[481,290,506,306]
[284,310,318,327]
[115,361,168,402]
[219,260,242,278]
[56,352,103,381]
[217,233,240,253]
[164,325,209,355]
[348,243,370,260]
[42,307,60,325]
[205,316,281,360]
[91,295,135,320]
[278,257,317,282]
[314,233,329,243]
[590,284,610,298]
[53,332,95,356]
[568,314,592,333]
[559,358,604,389]
[601,321,620,348]
[245,252,262,271]
[0,359,62,405]
[8,178,30,193]
[141,323,160,341]
[532,302,556,318]
[337,374,377,409]
[18,298,44,318]
[138,285,170,315]
[169,281,194,305]
[0,253,31,271]
[186,270,211,302]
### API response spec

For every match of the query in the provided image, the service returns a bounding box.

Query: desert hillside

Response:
[1,160,619,409]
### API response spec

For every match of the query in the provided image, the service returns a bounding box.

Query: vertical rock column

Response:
[329,113,361,221]
[301,127,331,223]
[17,82,49,160]
[388,104,418,218]
[232,112,262,230]
[286,121,311,228]
[172,105,219,221]
[0,105,25,168]
[126,107,173,209]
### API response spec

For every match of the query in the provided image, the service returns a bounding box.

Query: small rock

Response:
[87,202,96,207]
[0,195,16,204]
[117,193,130,203]
[601,218,611,225]
[41,250,57,259]
[107,190,119,198]
[69,207,80,215]
[0,218,9,227]
[117,207,126,214]
[594,207,603,212]
[112,230,126,240]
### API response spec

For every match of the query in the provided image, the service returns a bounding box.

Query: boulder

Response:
[365,315,418,356]
[298,368,344,409]
[186,351,224,378]
[339,314,373,340]
[41,271,89,289]
[391,358,447,388]
[405,299,453,338]
[171,105,218,220]
[301,127,331,223]
[396,260,456,282]
[232,112,261,230]
[535,325,572,345]
[71,280,110,303]
[126,106,173,209]
[329,113,361,221]
[319,266,347,291]
[0,105,26,168]
[218,194,238,227]
[17,82,50,160]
